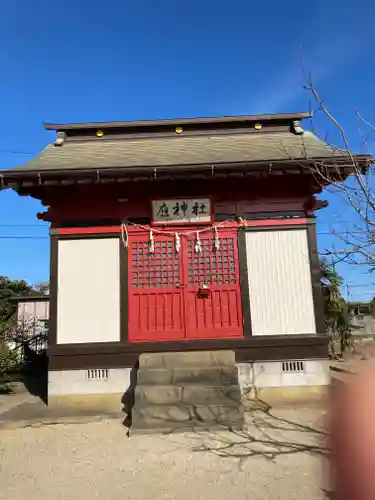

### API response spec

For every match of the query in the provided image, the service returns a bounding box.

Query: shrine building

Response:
[0,112,369,428]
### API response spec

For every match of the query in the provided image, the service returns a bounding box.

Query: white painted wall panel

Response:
[57,238,120,344]
[245,229,316,335]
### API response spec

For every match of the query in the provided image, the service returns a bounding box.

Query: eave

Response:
[0,155,371,193]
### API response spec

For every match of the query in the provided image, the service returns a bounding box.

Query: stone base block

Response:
[139,350,235,369]
[137,366,239,386]
[134,385,241,406]
[131,403,244,434]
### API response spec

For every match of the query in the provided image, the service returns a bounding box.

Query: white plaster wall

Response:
[237,360,329,392]
[245,229,316,335]
[48,368,132,396]
[57,238,120,344]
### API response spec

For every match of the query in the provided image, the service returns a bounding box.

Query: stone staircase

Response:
[129,350,244,434]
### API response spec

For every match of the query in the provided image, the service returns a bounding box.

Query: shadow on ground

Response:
[1,349,48,402]
[121,363,139,435]
[125,390,327,466]
[0,384,13,395]
[22,374,48,405]
[20,348,48,404]
[187,401,327,464]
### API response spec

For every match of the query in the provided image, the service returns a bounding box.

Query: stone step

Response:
[137,366,239,386]
[134,385,242,406]
[130,403,244,432]
[139,350,236,369]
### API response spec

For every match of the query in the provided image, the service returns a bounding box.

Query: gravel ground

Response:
[0,407,328,500]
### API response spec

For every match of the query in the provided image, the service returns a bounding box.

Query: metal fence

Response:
[8,331,48,365]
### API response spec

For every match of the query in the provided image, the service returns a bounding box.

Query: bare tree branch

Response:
[295,59,375,269]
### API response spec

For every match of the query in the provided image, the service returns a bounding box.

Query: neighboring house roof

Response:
[11,295,50,303]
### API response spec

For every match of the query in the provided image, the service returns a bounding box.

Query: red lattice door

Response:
[128,233,185,342]
[128,229,243,342]
[183,230,244,339]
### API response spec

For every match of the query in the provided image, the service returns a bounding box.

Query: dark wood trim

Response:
[53,218,151,228]
[237,227,252,338]
[51,226,120,236]
[307,223,326,335]
[234,340,327,363]
[48,334,328,370]
[243,222,310,232]
[48,235,58,348]
[119,237,128,342]
[44,112,312,132]
[55,233,121,240]
[49,335,327,355]
[215,213,307,222]
[53,233,121,241]
[242,211,306,220]
[49,351,137,370]
[64,126,293,142]
[56,219,121,228]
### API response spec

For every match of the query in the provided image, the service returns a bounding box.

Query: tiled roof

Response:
[13,130,345,173]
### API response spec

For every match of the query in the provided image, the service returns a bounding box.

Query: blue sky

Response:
[0,0,374,300]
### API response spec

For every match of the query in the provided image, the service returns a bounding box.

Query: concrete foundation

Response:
[237,359,329,405]
[46,358,329,414]
[237,359,329,390]
[48,368,132,396]
[47,393,126,413]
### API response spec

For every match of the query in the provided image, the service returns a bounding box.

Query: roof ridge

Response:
[60,128,296,145]
[44,112,312,131]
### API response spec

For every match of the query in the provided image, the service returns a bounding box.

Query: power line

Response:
[0,236,48,239]
[0,223,46,228]
[317,231,365,236]
[0,221,368,230]
[317,219,364,224]
[0,234,369,240]
[343,284,375,288]
[0,149,35,155]
[0,232,366,238]
[0,225,367,235]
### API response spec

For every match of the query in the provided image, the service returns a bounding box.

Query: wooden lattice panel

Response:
[187,237,237,286]
[131,240,179,288]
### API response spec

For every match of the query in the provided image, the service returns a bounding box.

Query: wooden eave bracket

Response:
[0,156,369,190]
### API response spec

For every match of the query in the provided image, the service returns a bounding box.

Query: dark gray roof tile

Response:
[12,130,345,173]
